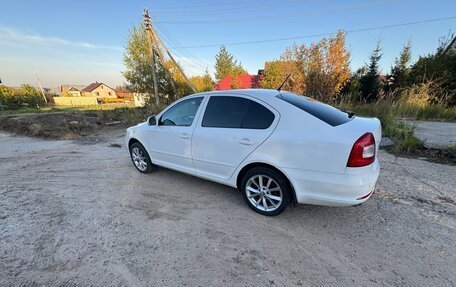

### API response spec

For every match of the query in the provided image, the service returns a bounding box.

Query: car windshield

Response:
[276,92,353,126]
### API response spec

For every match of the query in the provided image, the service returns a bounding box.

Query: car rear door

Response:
[192,95,279,181]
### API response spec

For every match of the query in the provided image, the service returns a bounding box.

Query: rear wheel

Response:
[129,142,153,174]
[241,167,290,216]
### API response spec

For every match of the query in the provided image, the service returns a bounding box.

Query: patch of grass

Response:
[0,104,168,140]
[338,102,422,153]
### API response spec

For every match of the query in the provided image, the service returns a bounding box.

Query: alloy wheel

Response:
[131,147,148,171]
[246,175,283,212]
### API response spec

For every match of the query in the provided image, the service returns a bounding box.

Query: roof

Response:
[67,87,80,91]
[81,82,103,92]
[116,87,133,93]
[60,84,85,92]
[214,74,261,90]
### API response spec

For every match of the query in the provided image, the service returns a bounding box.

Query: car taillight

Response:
[347,132,376,167]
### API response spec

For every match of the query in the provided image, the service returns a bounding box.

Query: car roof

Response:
[194,89,281,98]
[192,89,282,102]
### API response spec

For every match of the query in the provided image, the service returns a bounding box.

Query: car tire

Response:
[129,142,153,174]
[241,167,291,216]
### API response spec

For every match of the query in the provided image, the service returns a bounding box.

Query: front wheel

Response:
[129,142,153,174]
[241,167,291,216]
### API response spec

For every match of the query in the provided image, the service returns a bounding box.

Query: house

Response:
[60,84,86,96]
[116,86,135,102]
[81,82,117,98]
[67,87,82,97]
[214,74,261,90]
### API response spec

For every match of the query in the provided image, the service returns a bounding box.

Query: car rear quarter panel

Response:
[244,108,354,175]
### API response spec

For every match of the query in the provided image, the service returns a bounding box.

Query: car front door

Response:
[192,95,279,181]
[147,96,204,174]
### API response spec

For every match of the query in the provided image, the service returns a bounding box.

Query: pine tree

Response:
[214,45,246,82]
[360,40,383,102]
[391,40,412,90]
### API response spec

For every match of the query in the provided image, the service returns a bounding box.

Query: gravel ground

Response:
[0,130,455,286]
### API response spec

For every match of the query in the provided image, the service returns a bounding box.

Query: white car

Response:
[125,89,381,216]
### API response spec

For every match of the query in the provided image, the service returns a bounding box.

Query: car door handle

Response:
[181,133,190,139]
[239,138,253,146]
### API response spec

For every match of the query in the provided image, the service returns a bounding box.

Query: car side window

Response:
[202,96,274,129]
[159,97,203,126]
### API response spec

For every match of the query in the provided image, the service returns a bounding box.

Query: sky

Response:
[0,0,455,88]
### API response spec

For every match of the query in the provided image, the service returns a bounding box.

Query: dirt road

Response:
[0,131,455,286]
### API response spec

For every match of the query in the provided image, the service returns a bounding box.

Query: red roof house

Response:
[214,74,261,90]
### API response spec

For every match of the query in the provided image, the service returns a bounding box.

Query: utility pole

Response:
[149,25,179,100]
[143,8,159,106]
[150,25,196,93]
[34,71,48,104]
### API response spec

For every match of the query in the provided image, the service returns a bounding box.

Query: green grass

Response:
[335,102,456,152]
[337,102,426,152]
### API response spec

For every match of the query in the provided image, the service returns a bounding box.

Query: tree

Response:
[260,30,350,102]
[360,39,383,102]
[261,59,303,93]
[214,45,247,82]
[408,33,456,106]
[123,24,168,106]
[390,40,412,91]
[341,66,367,102]
[189,70,214,92]
[0,85,43,110]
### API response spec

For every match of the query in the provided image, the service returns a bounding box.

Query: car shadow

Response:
[141,166,382,228]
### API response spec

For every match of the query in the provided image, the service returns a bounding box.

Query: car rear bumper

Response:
[283,160,380,206]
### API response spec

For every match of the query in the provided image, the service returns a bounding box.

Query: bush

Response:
[0,85,45,110]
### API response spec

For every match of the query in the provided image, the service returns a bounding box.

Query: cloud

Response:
[0,27,122,51]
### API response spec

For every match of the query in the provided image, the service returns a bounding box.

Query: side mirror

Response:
[147,115,157,126]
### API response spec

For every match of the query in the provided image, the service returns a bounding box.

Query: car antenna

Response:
[277,74,291,92]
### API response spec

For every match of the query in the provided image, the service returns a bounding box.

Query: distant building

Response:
[67,87,82,97]
[116,86,135,101]
[60,84,86,96]
[214,74,261,90]
[81,82,117,98]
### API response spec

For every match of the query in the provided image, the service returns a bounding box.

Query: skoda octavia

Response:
[125,89,381,216]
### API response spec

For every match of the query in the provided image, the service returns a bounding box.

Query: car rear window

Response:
[202,96,275,129]
[276,92,352,126]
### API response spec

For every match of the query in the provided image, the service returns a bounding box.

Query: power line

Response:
[157,1,391,24]
[154,22,208,69]
[154,31,208,75]
[149,0,280,11]
[151,24,208,76]
[167,16,456,49]
[150,0,308,16]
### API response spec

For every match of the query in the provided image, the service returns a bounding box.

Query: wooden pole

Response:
[149,25,197,93]
[149,27,180,100]
[34,72,48,104]
[144,8,159,106]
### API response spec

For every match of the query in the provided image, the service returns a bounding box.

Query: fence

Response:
[53,97,99,106]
